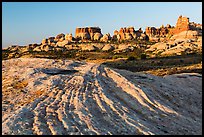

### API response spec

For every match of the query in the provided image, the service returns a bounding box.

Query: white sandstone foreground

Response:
[2,58,202,135]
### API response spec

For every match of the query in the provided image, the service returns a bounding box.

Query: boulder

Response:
[102,44,115,51]
[48,37,55,45]
[125,33,133,40]
[56,33,65,40]
[43,45,53,52]
[100,33,111,42]
[114,30,119,35]
[114,44,132,53]
[42,39,48,45]
[81,44,97,51]
[111,35,118,41]
[94,43,104,50]
[93,32,103,41]
[56,40,70,47]
[33,46,42,52]
[65,34,73,41]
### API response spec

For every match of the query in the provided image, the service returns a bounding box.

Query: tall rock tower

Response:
[174,15,190,34]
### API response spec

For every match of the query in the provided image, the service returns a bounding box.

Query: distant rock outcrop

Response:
[113,27,146,41]
[3,15,202,57]
[100,33,111,42]
[102,44,115,51]
[93,32,103,41]
[75,27,102,41]
[173,15,190,34]
[55,33,65,42]
[65,34,73,42]
[145,15,202,42]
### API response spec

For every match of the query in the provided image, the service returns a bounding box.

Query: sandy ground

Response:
[2,58,202,135]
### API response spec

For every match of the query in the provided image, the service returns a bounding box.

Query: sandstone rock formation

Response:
[145,15,202,42]
[75,27,102,41]
[41,39,48,45]
[114,44,134,53]
[93,32,103,41]
[145,25,172,41]
[56,33,65,39]
[56,40,70,47]
[101,44,115,51]
[100,33,111,42]
[125,33,133,40]
[113,27,146,41]
[93,43,105,50]
[55,33,65,42]
[170,30,199,41]
[47,37,55,45]
[65,34,73,42]
[3,15,202,55]
[81,44,97,51]
[145,37,202,57]
[33,46,42,52]
[173,15,190,34]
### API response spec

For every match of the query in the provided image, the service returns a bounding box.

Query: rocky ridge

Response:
[2,15,202,60]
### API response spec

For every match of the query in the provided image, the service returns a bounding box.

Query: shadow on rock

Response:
[41,68,79,75]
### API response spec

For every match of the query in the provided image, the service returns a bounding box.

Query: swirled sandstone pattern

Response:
[2,58,202,135]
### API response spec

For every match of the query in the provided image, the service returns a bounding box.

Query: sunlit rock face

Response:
[113,27,145,41]
[75,27,102,41]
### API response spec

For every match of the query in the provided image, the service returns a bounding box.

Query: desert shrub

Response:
[112,55,125,59]
[102,55,113,59]
[13,80,28,89]
[76,56,87,60]
[180,59,184,63]
[140,53,147,60]
[127,56,136,61]
[180,51,187,56]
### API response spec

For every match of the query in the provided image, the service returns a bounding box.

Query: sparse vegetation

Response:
[127,56,136,61]
[140,53,147,60]
[103,54,202,76]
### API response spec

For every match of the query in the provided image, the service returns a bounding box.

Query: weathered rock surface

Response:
[2,58,202,135]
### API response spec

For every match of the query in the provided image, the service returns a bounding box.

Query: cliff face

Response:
[75,27,102,41]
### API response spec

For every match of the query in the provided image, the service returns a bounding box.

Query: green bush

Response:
[140,53,146,60]
[127,56,136,61]
[112,55,125,59]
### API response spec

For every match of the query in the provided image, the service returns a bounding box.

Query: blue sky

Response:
[2,2,202,48]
